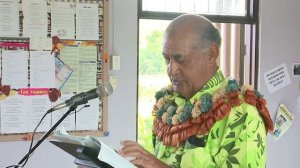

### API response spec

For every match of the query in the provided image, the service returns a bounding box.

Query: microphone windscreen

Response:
[97,81,113,97]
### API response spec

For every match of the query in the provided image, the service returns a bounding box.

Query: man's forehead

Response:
[162,44,189,56]
[163,37,200,53]
[164,30,201,45]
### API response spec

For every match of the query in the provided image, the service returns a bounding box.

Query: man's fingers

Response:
[119,151,141,158]
[121,140,140,147]
[130,157,147,167]
[120,141,148,155]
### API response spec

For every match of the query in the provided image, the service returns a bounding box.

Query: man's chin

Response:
[172,86,192,99]
[172,86,183,95]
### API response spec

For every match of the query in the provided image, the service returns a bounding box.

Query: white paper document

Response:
[76,3,99,40]
[60,46,80,92]
[51,94,76,131]
[98,141,137,168]
[78,45,97,91]
[55,57,73,89]
[51,2,75,39]
[54,127,100,149]
[2,50,29,88]
[264,64,291,93]
[272,104,293,140]
[0,0,19,37]
[0,95,28,133]
[30,37,52,50]
[30,51,55,88]
[22,0,48,38]
[60,45,97,93]
[27,95,52,132]
[0,95,52,133]
[79,62,97,91]
[76,98,100,131]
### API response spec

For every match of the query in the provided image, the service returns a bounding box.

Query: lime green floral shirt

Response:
[154,70,267,168]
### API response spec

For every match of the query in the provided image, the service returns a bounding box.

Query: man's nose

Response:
[168,60,179,75]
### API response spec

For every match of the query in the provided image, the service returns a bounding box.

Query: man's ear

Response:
[206,44,219,65]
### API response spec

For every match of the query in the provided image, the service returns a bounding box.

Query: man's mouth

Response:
[171,79,181,86]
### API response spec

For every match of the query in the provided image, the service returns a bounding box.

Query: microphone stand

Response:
[15,105,78,168]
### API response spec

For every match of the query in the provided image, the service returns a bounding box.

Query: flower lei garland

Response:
[152,80,274,147]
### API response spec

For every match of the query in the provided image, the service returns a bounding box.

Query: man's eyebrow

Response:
[162,53,183,60]
[172,54,182,60]
[162,53,169,60]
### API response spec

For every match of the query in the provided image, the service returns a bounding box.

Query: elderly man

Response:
[120,14,273,168]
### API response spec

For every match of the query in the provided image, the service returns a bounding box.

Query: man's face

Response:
[163,33,211,100]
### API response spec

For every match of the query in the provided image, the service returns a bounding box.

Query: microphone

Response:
[48,81,113,113]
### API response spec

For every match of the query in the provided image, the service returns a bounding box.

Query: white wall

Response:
[0,0,137,167]
[259,0,300,167]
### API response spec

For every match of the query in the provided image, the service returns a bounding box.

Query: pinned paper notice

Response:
[272,104,293,140]
[264,64,291,93]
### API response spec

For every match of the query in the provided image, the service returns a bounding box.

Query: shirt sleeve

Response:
[180,103,267,168]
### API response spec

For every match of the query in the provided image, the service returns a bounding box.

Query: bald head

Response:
[165,14,221,50]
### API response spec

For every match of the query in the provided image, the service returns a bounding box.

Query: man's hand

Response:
[119,140,169,168]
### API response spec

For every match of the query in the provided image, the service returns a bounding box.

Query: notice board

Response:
[0,0,109,141]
